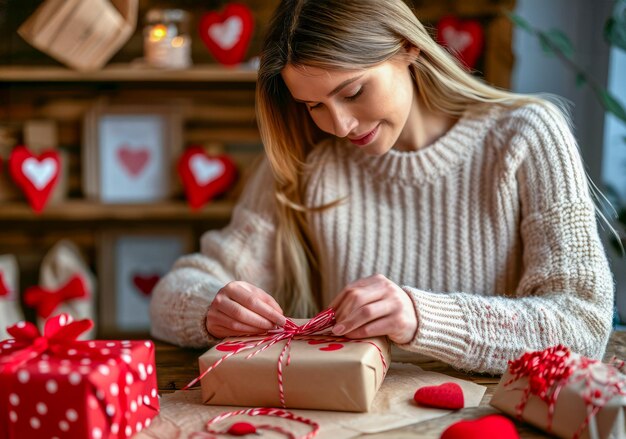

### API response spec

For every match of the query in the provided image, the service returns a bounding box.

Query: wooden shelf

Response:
[0,200,235,221]
[0,64,258,83]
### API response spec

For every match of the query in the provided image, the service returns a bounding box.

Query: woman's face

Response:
[281,55,418,155]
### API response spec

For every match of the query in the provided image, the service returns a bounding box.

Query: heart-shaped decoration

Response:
[216,342,248,352]
[178,147,238,210]
[414,382,464,409]
[132,274,161,296]
[199,3,255,66]
[440,414,519,439]
[117,145,151,177]
[9,145,61,213]
[0,272,11,297]
[319,343,344,351]
[436,16,484,68]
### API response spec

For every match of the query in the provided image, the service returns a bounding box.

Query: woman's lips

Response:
[348,124,380,146]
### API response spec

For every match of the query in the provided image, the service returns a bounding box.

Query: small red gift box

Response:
[0,314,159,438]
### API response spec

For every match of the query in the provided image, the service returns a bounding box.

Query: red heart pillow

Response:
[178,147,238,210]
[9,145,60,213]
[436,16,484,69]
[199,3,255,66]
[441,414,519,439]
[414,382,464,409]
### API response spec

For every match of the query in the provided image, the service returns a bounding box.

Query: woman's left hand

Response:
[329,274,418,344]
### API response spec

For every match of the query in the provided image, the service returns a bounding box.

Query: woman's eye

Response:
[345,86,364,102]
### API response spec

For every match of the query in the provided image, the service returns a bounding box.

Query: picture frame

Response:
[83,99,183,203]
[98,228,194,336]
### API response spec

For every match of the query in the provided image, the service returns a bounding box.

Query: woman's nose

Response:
[330,107,358,138]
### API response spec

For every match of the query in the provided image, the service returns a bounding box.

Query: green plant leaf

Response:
[600,90,626,124]
[506,12,534,33]
[604,1,626,51]
[539,29,575,59]
[575,73,587,88]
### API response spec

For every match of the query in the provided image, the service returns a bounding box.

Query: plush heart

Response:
[199,3,255,66]
[117,144,150,177]
[414,382,464,409]
[9,145,60,213]
[436,16,484,68]
[0,272,10,297]
[216,342,248,352]
[132,274,161,296]
[440,414,519,439]
[177,147,238,210]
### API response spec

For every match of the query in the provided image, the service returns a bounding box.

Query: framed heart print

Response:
[98,228,193,336]
[83,100,183,203]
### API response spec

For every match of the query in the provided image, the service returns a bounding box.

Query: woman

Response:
[150,0,614,374]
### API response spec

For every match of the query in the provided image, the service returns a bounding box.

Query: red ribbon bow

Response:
[0,313,93,374]
[186,308,388,409]
[24,275,88,318]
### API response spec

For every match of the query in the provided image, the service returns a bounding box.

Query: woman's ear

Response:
[407,46,421,62]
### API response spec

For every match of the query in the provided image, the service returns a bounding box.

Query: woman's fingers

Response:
[228,285,286,327]
[332,300,390,335]
[341,316,396,339]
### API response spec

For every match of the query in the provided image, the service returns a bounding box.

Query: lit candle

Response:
[143,9,192,69]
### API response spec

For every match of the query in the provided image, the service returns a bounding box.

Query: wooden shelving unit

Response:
[0,64,258,83]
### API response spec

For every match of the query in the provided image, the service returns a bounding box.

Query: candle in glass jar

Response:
[143,9,192,69]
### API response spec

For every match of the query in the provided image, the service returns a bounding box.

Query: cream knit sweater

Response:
[150,103,614,374]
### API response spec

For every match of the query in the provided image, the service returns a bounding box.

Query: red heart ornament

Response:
[0,272,11,297]
[199,3,255,66]
[178,147,238,210]
[414,382,464,409]
[216,342,248,352]
[132,274,161,296]
[436,16,484,69]
[441,414,519,439]
[117,144,151,177]
[9,145,60,213]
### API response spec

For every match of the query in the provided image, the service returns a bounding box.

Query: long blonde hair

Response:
[256,0,575,317]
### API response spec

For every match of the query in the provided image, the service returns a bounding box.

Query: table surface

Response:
[154,331,626,438]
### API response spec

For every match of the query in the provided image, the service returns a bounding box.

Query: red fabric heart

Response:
[441,414,519,439]
[436,16,484,69]
[132,274,161,296]
[9,145,60,213]
[117,144,150,177]
[199,3,255,66]
[319,343,344,351]
[414,382,464,409]
[177,146,238,210]
[0,272,11,297]
[227,422,257,435]
[216,342,248,352]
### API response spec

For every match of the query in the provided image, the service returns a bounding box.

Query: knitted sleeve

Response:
[398,103,615,374]
[149,159,278,348]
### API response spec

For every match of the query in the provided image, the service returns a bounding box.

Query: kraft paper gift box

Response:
[199,327,391,412]
[490,345,626,439]
[0,314,159,439]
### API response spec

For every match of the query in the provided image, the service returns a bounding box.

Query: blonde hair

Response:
[256,0,590,317]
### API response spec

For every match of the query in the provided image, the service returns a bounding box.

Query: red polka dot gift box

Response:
[0,314,159,438]
[195,309,391,412]
[490,345,626,439]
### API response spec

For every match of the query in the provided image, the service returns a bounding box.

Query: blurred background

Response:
[0,0,624,338]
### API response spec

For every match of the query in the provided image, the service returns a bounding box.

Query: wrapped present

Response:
[490,345,626,439]
[197,309,391,412]
[0,314,159,438]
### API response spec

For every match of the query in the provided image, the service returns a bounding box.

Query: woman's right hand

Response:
[205,281,287,338]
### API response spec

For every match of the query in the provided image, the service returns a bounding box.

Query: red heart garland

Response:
[199,3,255,66]
[436,16,484,69]
[441,414,520,439]
[0,272,11,297]
[117,144,151,177]
[8,145,60,213]
[132,274,161,296]
[177,147,238,210]
[414,382,464,409]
